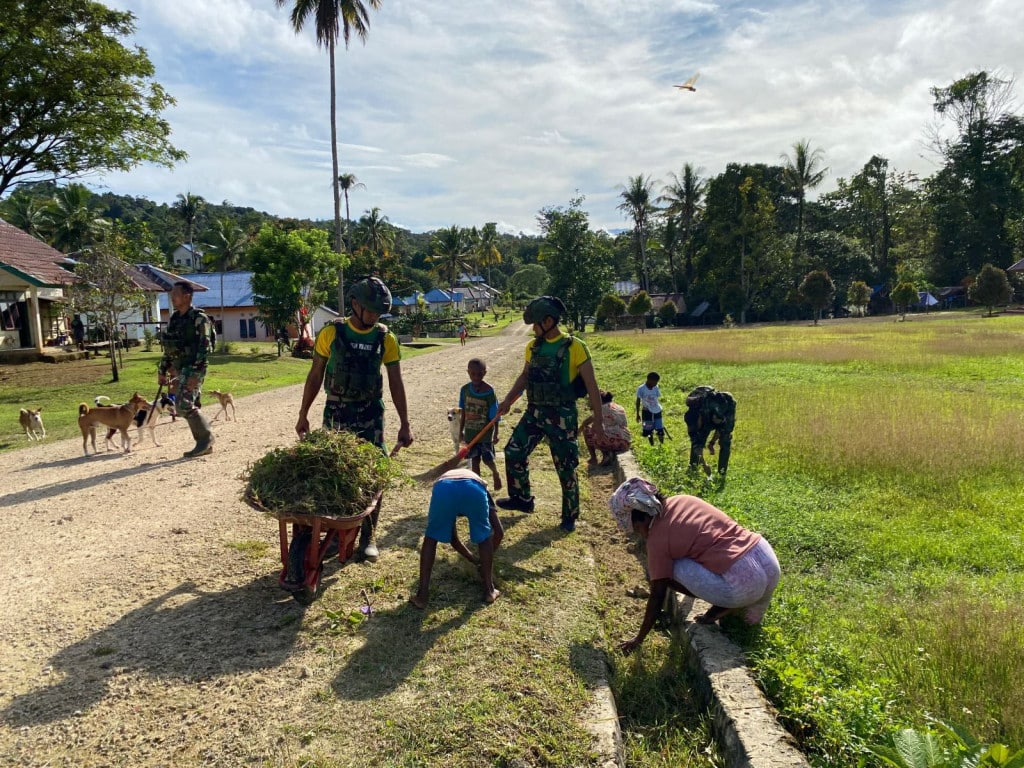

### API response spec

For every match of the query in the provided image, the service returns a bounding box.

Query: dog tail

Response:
[94,395,111,406]
[79,403,90,416]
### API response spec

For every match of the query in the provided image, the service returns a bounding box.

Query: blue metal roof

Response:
[424,288,462,302]
[157,271,255,311]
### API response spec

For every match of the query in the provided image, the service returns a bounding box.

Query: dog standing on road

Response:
[19,408,45,440]
[208,390,235,422]
[446,406,463,452]
[78,393,148,455]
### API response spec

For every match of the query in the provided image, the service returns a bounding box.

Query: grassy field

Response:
[587,313,1024,765]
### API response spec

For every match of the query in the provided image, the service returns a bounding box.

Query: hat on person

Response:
[523,295,566,325]
[609,477,662,532]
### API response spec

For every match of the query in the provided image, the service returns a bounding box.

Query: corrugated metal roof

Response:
[157,271,254,311]
[0,218,79,287]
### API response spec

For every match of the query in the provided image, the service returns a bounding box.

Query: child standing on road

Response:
[459,358,502,490]
[410,467,504,608]
[635,371,665,445]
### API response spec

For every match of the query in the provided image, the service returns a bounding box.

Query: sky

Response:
[95,0,1024,235]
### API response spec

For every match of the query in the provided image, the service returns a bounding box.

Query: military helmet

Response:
[523,295,566,325]
[347,276,392,314]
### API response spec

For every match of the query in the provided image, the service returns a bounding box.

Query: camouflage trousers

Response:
[504,403,580,521]
[684,407,733,473]
[169,367,204,419]
[322,398,386,450]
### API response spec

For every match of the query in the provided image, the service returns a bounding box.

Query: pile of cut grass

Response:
[244,429,396,518]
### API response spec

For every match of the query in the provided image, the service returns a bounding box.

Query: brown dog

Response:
[208,389,235,422]
[19,408,45,440]
[77,393,148,455]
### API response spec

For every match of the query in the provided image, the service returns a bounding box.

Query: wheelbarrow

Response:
[246,489,383,605]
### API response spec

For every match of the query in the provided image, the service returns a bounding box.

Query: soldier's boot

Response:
[357,507,380,562]
[183,411,214,458]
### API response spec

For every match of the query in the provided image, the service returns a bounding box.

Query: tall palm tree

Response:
[353,205,393,261]
[659,164,706,292]
[275,0,383,309]
[429,226,471,301]
[2,193,48,240]
[781,139,828,275]
[46,184,109,253]
[172,192,205,270]
[474,221,502,289]
[338,172,365,252]
[205,217,251,349]
[617,174,659,292]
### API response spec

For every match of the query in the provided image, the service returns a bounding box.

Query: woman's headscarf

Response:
[609,477,662,531]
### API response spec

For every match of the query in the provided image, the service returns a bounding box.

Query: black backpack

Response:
[685,385,716,409]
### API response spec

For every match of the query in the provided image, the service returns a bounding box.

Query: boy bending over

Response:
[411,468,504,608]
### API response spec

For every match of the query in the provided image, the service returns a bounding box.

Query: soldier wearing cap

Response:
[295,276,413,562]
[495,295,604,532]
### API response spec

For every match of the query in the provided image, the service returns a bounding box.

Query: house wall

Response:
[162,307,274,343]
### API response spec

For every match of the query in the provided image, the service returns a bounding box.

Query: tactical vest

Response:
[162,307,209,364]
[325,322,385,402]
[527,336,576,407]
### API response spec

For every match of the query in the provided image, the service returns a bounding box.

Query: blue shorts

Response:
[425,478,493,544]
[466,441,495,462]
[641,409,664,435]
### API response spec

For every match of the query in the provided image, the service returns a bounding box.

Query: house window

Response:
[239,318,256,338]
[0,292,23,330]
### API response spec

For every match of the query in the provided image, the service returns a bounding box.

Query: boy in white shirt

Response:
[635,371,665,445]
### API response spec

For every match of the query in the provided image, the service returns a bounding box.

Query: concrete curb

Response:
[610,452,810,768]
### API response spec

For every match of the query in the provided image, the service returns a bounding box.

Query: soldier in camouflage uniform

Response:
[158,281,214,458]
[684,386,737,476]
[496,296,604,533]
[295,276,413,561]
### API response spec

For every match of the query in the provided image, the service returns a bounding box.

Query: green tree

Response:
[538,196,612,330]
[172,192,205,270]
[891,281,920,319]
[0,190,48,239]
[968,263,1012,316]
[659,163,706,291]
[507,263,549,299]
[927,72,1024,285]
[337,172,365,251]
[781,139,829,276]
[274,0,383,308]
[204,217,251,350]
[0,0,183,196]
[248,225,346,336]
[657,298,678,326]
[65,231,148,381]
[617,174,659,292]
[474,221,503,287]
[428,225,472,296]
[45,184,109,252]
[595,293,626,330]
[627,290,653,332]
[799,269,836,325]
[847,280,872,316]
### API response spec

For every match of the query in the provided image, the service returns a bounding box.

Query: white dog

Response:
[19,408,45,440]
[446,406,463,452]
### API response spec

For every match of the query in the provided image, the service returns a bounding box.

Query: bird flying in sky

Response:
[674,72,700,92]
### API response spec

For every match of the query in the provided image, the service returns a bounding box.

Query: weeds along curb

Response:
[611,452,810,768]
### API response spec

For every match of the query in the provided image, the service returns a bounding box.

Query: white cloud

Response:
[91,0,1024,232]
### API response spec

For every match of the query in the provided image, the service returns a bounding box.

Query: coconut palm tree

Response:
[353,205,393,260]
[429,226,472,301]
[659,163,706,292]
[275,0,383,308]
[1,193,49,240]
[474,221,502,291]
[617,174,659,292]
[172,192,205,270]
[338,172,365,252]
[781,139,828,276]
[205,217,251,350]
[46,184,109,253]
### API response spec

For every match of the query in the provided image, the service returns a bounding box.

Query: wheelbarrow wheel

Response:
[283,528,322,605]
[291,576,320,606]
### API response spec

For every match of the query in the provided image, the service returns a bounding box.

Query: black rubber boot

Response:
[183,411,214,457]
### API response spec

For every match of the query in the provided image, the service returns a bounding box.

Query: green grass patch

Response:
[224,539,271,560]
[588,317,1024,765]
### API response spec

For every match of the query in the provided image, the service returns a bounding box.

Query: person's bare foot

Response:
[484,588,500,604]
[410,594,428,609]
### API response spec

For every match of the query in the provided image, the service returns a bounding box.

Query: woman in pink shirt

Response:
[610,478,780,654]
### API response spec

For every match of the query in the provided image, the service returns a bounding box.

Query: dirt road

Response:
[0,322,562,767]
